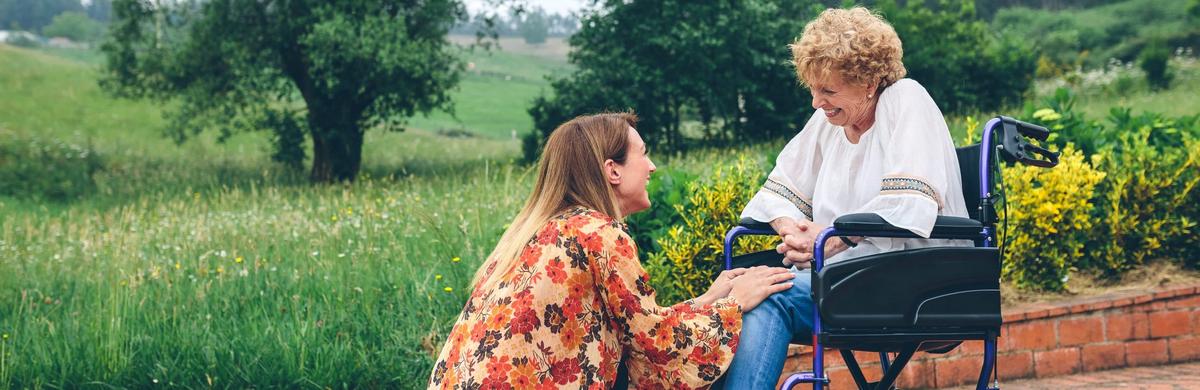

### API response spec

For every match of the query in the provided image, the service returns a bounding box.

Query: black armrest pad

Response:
[833,213,982,237]
[738,217,776,233]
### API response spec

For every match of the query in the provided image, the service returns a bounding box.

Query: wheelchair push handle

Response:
[999,116,1049,141]
[994,116,1060,169]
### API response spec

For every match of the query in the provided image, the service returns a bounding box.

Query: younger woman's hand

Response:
[729,266,796,311]
[696,268,749,305]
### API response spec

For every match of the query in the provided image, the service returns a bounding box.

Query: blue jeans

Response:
[725,268,815,389]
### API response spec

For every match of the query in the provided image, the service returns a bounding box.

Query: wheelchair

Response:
[722,116,1059,390]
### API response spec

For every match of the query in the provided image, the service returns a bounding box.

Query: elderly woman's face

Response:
[808,71,877,132]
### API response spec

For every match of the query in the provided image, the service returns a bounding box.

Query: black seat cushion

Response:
[813,247,1001,329]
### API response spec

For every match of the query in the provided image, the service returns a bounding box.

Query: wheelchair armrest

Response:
[833,213,983,239]
[737,217,776,234]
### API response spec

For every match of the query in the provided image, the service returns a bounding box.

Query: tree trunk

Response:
[309,124,364,183]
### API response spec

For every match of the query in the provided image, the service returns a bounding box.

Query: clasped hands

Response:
[769,217,854,268]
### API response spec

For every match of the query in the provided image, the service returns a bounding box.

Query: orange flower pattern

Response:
[429,207,742,389]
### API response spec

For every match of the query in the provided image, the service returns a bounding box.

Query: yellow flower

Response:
[435,274,443,280]
[451,257,461,263]
[235,256,243,263]
[217,266,225,274]
[175,262,181,270]
[443,287,453,292]
[331,215,338,222]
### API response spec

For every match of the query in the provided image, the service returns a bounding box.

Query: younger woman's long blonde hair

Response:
[470,112,638,292]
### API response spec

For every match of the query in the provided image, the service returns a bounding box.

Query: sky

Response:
[463,0,593,15]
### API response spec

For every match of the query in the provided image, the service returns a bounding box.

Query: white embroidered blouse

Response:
[741,78,971,263]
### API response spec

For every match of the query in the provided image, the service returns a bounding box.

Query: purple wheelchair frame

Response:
[722,116,1058,390]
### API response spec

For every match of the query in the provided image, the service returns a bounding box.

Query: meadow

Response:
[1,35,1199,387]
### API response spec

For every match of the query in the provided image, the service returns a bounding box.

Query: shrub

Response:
[999,144,1105,291]
[1139,41,1174,90]
[1087,118,1200,273]
[626,167,697,257]
[644,157,777,304]
[0,133,103,201]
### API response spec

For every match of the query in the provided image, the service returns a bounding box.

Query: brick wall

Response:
[776,284,1200,389]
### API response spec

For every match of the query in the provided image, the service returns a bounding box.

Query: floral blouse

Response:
[428,207,742,389]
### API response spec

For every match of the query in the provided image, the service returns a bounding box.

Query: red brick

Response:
[1033,347,1081,377]
[1149,310,1192,338]
[1166,295,1200,310]
[1081,343,1125,372]
[997,351,1034,380]
[1146,301,1168,311]
[1134,294,1154,305]
[824,367,856,390]
[820,349,843,368]
[1059,316,1104,346]
[953,340,984,357]
[1110,297,1136,310]
[1154,289,1183,300]
[1003,311,1026,323]
[1006,321,1056,350]
[1106,312,1150,341]
[893,360,934,389]
[1169,337,1200,363]
[1126,339,1169,366]
[1046,306,1070,318]
[935,356,982,388]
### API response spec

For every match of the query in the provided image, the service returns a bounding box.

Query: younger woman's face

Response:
[611,127,656,215]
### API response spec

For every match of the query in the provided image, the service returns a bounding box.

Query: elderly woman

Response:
[723,7,970,387]
[428,113,796,389]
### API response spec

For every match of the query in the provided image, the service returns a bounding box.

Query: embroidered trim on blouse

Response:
[763,178,813,220]
[880,175,943,210]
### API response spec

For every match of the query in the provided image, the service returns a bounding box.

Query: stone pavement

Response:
[948,361,1200,389]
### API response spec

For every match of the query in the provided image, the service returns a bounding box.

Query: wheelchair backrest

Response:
[954,144,989,222]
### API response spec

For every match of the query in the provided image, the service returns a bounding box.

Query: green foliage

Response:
[0,130,103,201]
[528,0,820,155]
[42,11,104,43]
[0,0,84,32]
[517,7,548,44]
[1139,41,1174,90]
[999,145,1105,291]
[1088,115,1200,273]
[644,157,777,304]
[101,0,468,182]
[879,0,1037,114]
[626,167,697,256]
[992,0,1197,69]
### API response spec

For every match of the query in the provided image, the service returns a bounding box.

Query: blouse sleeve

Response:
[741,113,825,223]
[587,221,742,389]
[854,79,959,238]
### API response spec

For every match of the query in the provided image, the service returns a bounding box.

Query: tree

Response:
[43,11,105,42]
[517,7,548,44]
[879,0,1036,114]
[101,0,467,182]
[527,0,821,159]
[0,0,84,32]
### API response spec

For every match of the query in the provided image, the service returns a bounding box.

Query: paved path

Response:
[949,361,1200,389]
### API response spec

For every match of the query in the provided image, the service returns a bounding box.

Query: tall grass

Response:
[0,163,534,387]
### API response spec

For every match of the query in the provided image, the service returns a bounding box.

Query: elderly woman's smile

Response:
[808,71,878,136]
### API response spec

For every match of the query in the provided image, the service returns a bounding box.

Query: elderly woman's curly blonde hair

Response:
[791,7,906,92]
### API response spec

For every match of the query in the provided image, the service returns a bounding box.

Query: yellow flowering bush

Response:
[1088,126,1200,272]
[1000,144,1105,291]
[644,157,778,304]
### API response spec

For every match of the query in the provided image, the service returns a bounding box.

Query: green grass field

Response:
[1,34,1198,387]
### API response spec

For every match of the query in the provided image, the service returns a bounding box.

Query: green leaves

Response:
[100,0,467,182]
